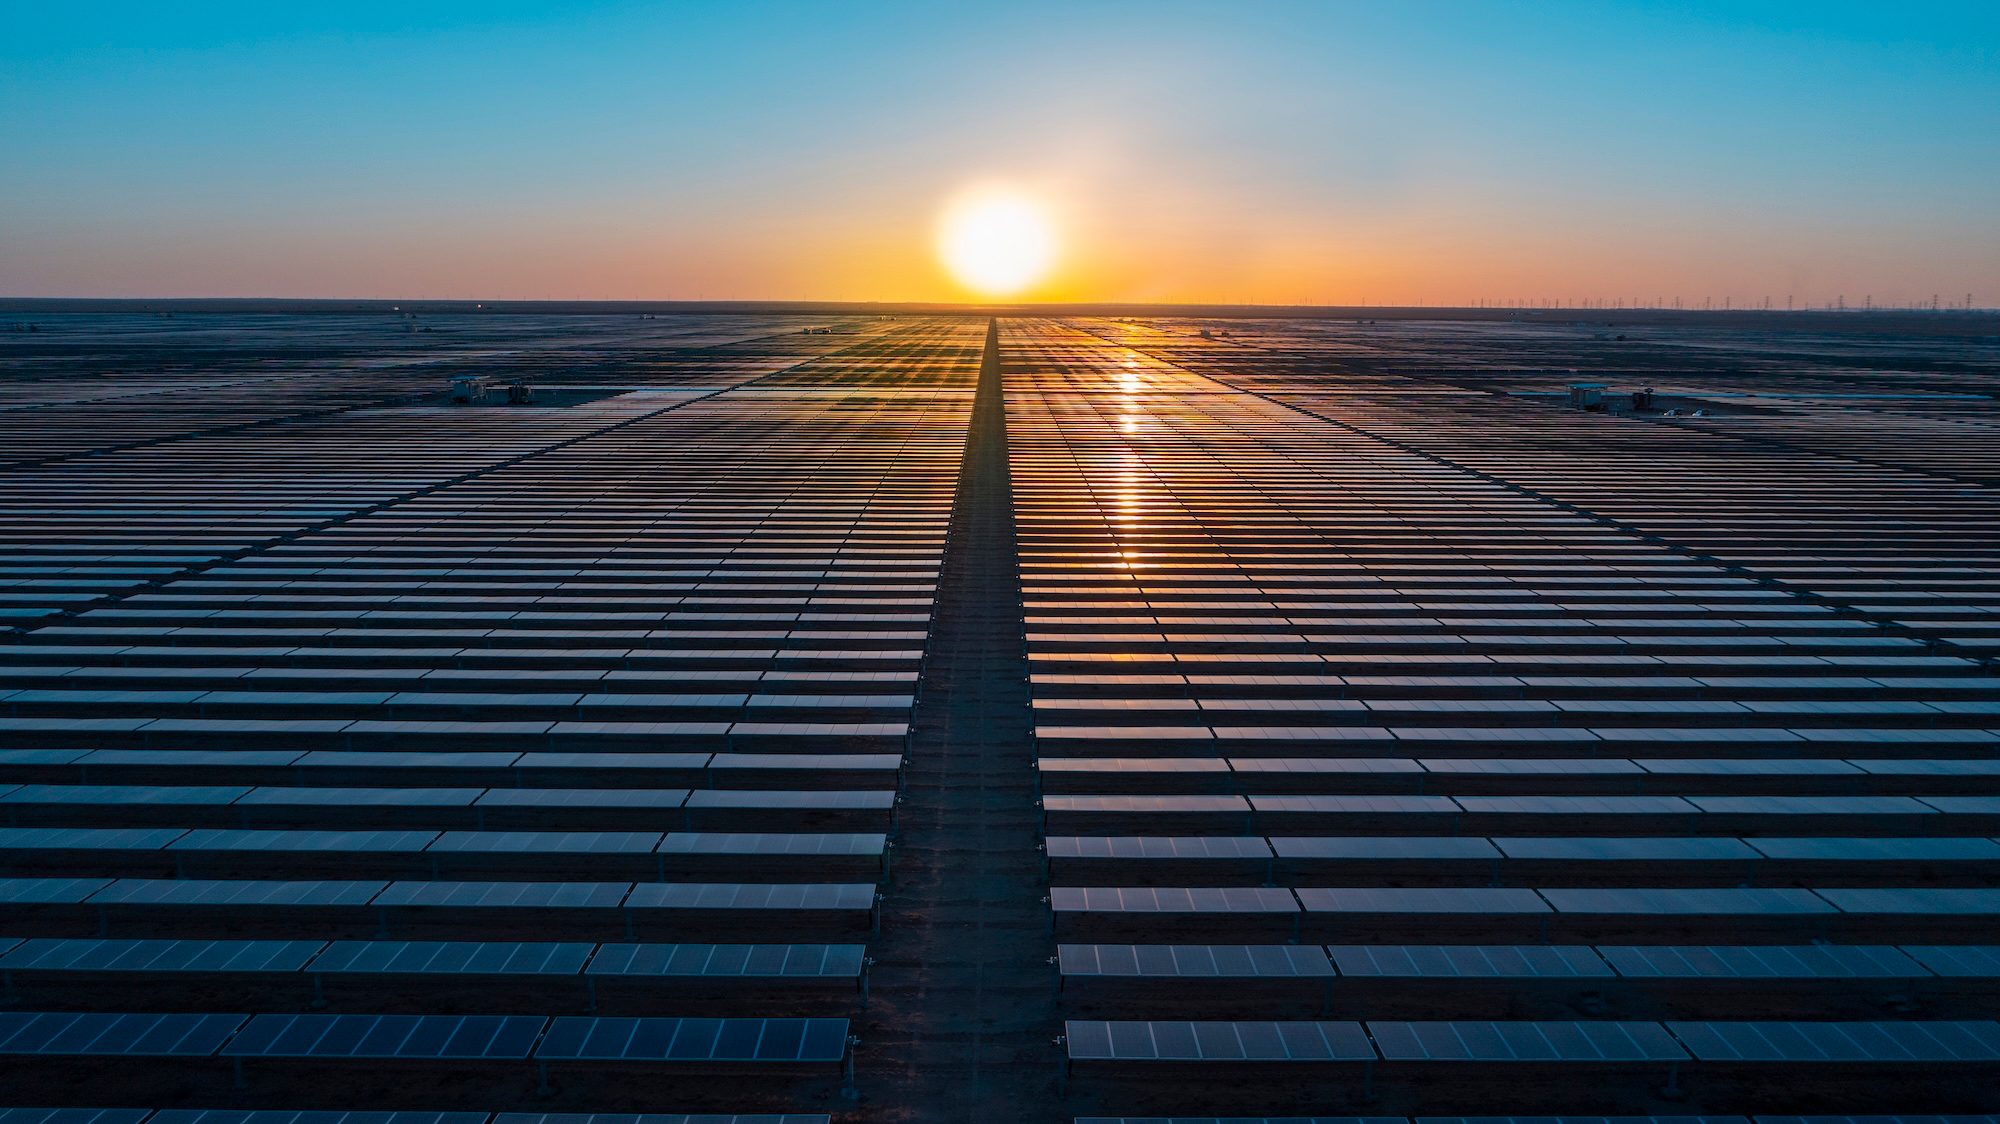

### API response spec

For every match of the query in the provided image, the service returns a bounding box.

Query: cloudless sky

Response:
[3,1,1996,304]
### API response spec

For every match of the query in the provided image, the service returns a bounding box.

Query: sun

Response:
[936,188,1057,297]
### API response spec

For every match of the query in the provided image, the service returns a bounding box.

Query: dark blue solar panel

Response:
[1670,1021,2000,1062]
[310,941,592,975]
[221,1014,545,1059]
[0,878,113,904]
[1327,946,1611,979]
[0,1110,155,1124]
[152,1114,490,1124]
[1369,1021,1687,1061]
[1901,946,2000,977]
[1756,1118,2000,1124]
[584,944,865,978]
[1060,945,1336,979]
[1422,1118,1747,1124]
[534,1017,847,1062]
[1599,945,1920,980]
[1078,1118,1403,1124]
[0,938,324,973]
[1064,1021,1373,1061]
[494,1116,832,1124]
[0,1011,244,1056]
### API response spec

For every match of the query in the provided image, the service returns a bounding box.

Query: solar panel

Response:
[1059,945,1336,978]
[1539,888,1831,915]
[373,880,629,909]
[1297,888,1548,914]
[1668,1020,2000,1062]
[1367,1021,1687,1061]
[87,879,386,907]
[151,1113,490,1124]
[221,1014,546,1059]
[1688,796,1934,816]
[0,1011,246,1056]
[241,787,481,807]
[476,789,689,809]
[1051,887,1299,913]
[0,827,188,850]
[1598,945,1922,980]
[310,941,594,975]
[1272,837,1498,860]
[0,784,250,806]
[494,1115,832,1124]
[1249,795,1456,814]
[1046,796,1248,813]
[0,938,325,973]
[298,751,521,769]
[1493,837,1758,861]
[1900,946,2000,977]
[1755,1117,2000,1124]
[1454,796,1694,816]
[682,790,894,810]
[0,749,90,765]
[585,944,865,978]
[17,306,2000,1118]
[1422,1118,1746,1124]
[169,829,441,853]
[428,831,664,854]
[656,832,887,856]
[1326,946,1611,979]
[1048,836,1272,860]
[1078,1118,1401,1124]
[1746,838,2000,861]
[1063,1020,1374,1062]
[0,1110,155,1124]
[515,752,713,771]
[533,1017,848,1062]
[0,877,113,903]
[623,882,874,910]
[1818,889,2000,915]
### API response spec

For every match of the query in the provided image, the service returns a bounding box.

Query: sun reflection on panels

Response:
[1003,312,2000,1115]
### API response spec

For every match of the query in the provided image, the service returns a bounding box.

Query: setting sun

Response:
[936,188,1056,297]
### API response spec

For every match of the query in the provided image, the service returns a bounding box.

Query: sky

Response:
[3,1,1997,306]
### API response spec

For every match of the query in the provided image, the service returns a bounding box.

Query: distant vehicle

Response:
[1567,382,1608,410]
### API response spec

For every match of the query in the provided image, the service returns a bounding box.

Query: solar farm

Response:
[2,308,1999,1123]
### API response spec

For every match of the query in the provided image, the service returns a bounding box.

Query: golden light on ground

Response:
[936,187,1057,297]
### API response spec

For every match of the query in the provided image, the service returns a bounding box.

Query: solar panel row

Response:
[0,1104,828,1112]
[1057,943,2000,981]
[0,938,864,978]
[0,1009,852,1063]
[0,314,982,1113]
[7,312,2000,1118]
[1012,316,2000,1116]
[1070,1118,2000,1124]
[1064,1019,2000,1063]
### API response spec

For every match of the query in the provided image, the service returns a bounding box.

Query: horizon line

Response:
[4,296,1995,317]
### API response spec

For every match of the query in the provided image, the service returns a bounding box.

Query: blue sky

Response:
[3,1,1996,303]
